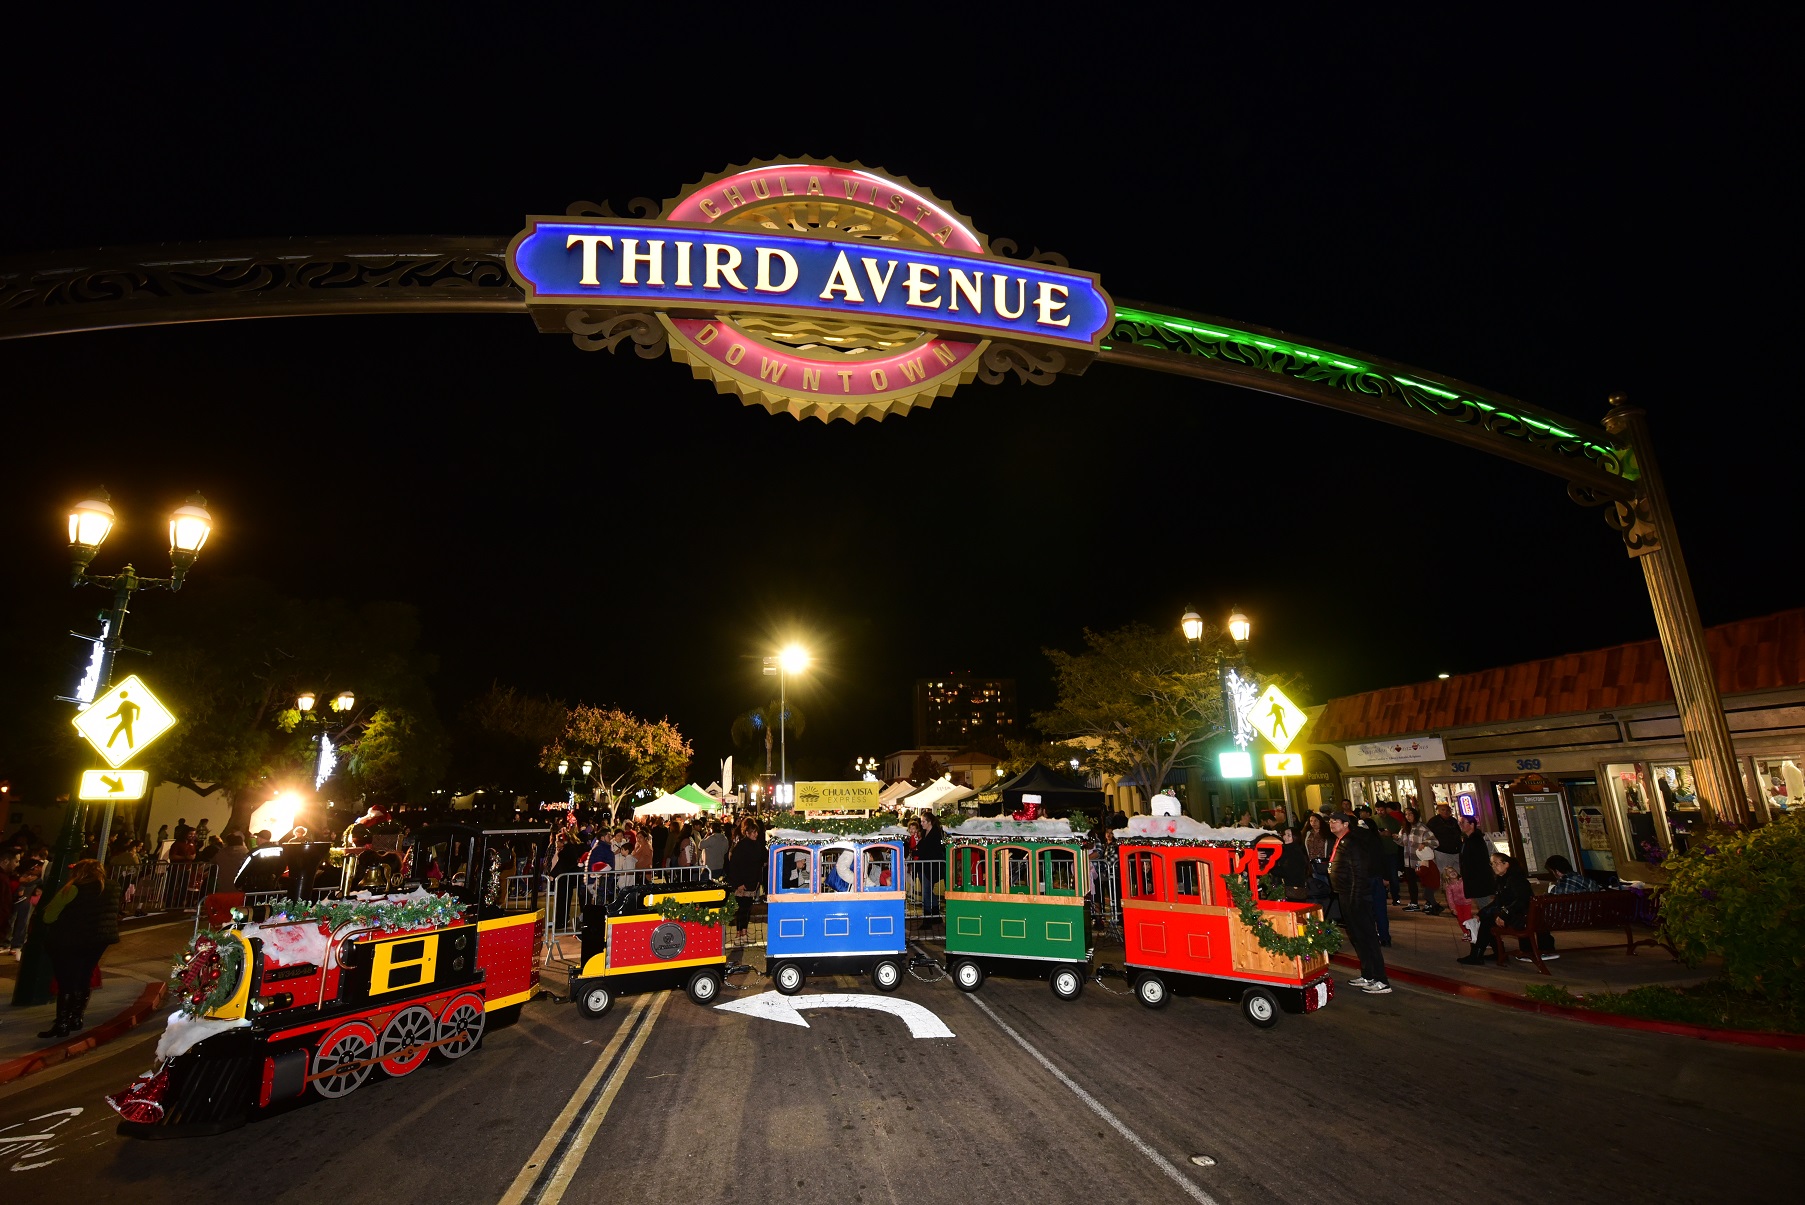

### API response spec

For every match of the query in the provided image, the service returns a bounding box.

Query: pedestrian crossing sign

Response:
[1249,684,1307,754]
[79,768,151,801]
[72,675,177,768]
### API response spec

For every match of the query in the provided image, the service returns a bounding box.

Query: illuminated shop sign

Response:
[506,159,1115,420]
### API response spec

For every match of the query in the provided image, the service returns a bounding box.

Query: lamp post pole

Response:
[1602,397,1750,828]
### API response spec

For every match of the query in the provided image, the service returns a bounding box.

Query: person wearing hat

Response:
[1328,811,1391,994]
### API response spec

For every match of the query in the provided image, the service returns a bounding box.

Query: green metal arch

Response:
[0,238,1630,499]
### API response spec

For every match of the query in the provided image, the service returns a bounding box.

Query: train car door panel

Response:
[955,915,981,936]
[1000,918,1027,940]
[778,917,805,939]
[1046,920,1073,943]
[1187,932,1213,961]
[867,915,894,936]
[825,917,851,937]
[1138,922,1167,954]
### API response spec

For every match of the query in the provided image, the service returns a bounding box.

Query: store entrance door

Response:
[1561,778,1620,885]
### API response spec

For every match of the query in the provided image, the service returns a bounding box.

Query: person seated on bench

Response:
[1514,854,1606,963]
[1459,852,1531,966]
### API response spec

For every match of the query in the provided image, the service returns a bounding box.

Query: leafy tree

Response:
[1659,811,1805,1003]
[1031,622,1229,804]
[997,738,1096,779]
[544,706,692,816]
[908,751,945,781]
[729,700,806,778]
[449,683,568,793]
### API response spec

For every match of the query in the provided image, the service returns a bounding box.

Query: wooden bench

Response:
[1492,890,1664,974]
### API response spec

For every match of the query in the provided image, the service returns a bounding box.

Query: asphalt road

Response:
[1,951,1796,1205]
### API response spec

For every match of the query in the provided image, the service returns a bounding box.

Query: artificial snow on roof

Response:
[948,818,1080,839]
[769,827,908,843]
[1115,815,1272,844]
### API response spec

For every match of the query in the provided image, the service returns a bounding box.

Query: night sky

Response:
[1,12,1792,793]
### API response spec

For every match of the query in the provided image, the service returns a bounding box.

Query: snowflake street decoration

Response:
[1224,668,1259,749]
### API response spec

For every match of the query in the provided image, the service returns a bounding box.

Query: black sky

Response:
[1,9,1794,790]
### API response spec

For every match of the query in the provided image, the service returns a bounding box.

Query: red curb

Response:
[1331,953,1805,1051]
[0,981,167,1086]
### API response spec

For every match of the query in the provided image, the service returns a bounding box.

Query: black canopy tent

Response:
[979,762,1105,820]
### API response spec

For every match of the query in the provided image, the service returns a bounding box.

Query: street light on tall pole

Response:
[1182,605,1255,819]
[763,644,810,805]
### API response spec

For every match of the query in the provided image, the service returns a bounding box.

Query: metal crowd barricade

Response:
[538,865,711,966]
[115,860,217,921]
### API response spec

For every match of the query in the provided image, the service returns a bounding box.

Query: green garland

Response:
[763,810,909,838]
[653,896,734,926]
[1222,872,1343,961]
[169,926,245,1017]
[269,893,468,933]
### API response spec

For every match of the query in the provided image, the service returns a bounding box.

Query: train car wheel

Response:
[311,1020,378,1098]
[686,969,723,1005]
[1050,965,1084,1001]
[1134,973,1169,1009]
[576,981,614,1018]
[871,959,902,992]
[378,1005,437,1077]
[772,962,805,995]
[432,992,486,1061]
[1240,986,1281,1029]
[952,959,984,993]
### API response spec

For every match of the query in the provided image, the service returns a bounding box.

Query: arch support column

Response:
[1603,397,1751,829]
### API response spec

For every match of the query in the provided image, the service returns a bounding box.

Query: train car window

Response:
[860,845,896,891]
[821,845,859,893]
[1173,859,1209,903]
[773,846,815,894]
[994,846,1033,895]
[1126,850,1163,900]
[951,846,987,891]
[1036,848,1078,896]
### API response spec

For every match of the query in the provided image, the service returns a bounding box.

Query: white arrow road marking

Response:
[715,991,954,1039]
[2,1108,84,1172]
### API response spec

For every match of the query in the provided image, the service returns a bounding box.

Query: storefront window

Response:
[1346,778,1369,807]
[1753,756,1803,814]
[1653,761,1701,853]
[1603,763,1664,863]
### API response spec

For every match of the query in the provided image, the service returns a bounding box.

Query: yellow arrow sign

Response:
[72,675,177,769]
[1263,753,1303,777]
[78,769,150,801]
[1249,684,1307,754]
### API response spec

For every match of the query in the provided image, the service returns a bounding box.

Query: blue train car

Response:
[764,830,907,994]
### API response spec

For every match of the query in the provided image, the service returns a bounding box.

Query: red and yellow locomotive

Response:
[111,825,545,1137]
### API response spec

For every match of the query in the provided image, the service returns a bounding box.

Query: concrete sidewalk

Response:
[0,916,191,1081]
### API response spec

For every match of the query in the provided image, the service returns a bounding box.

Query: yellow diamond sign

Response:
[72,675,177,768]
[78,769,151,801]
[1249,684,1307,754]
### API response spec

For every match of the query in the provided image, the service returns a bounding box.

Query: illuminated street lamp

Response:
[1180,608,1204,642]
[1227,608,1251,647]
[763,644,811,804]
[297,691,317,712]
[332,690,356,714]
[1182,605,1261,821]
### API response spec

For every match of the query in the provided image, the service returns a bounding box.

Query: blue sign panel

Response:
[508,219,1112,350]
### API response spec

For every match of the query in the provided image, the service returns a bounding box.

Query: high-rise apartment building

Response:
[913,674,1018,751]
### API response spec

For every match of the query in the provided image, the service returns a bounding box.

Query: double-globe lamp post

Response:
[14,489,212,1008]
[1182,605,1253,813]
[762,644,810,806]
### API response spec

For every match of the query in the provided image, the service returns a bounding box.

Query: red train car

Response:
[110,825,546,1137]
[1117,819,1333,1027]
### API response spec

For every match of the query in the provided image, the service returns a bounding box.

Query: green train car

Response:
[941,820,1091,1000]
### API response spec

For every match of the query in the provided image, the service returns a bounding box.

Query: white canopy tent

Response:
[877,780,919,808]
[904,777,977,810]
[632,793,702,818]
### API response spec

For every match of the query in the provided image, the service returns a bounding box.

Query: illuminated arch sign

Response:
[505,160,1114,421]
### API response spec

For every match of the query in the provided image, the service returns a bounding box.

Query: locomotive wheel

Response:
[952,959,984,993]
[772,962,805,995]
[1240,986,1281,1029]
[377,1005,437,1077]
[1134,973,1169,1010]
[311,1020,378,1098]
[686,969,723,1005]
[1050,965,1085,1001]
[871,959,902,992]
[576,981,614,1018]
[431,992,486,1061]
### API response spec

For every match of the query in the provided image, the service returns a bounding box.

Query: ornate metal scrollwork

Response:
[565,309,668,357]
[564,198,661,220]
[977,341,1065,386]
[1603,494,1662,556]
[1104,310,1630,491]
[988,238,1069,267]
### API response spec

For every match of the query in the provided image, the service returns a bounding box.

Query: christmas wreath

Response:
[653,895,734,926]
[1222,872,1343,960]
[169,927,246,1017]
[270,892,467,934]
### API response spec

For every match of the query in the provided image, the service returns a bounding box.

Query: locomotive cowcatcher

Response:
[112,824,545,1138]
[1117,819,1334,1027]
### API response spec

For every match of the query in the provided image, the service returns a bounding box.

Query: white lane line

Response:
[964,993,1219,1205]
[497,993,653,1205]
